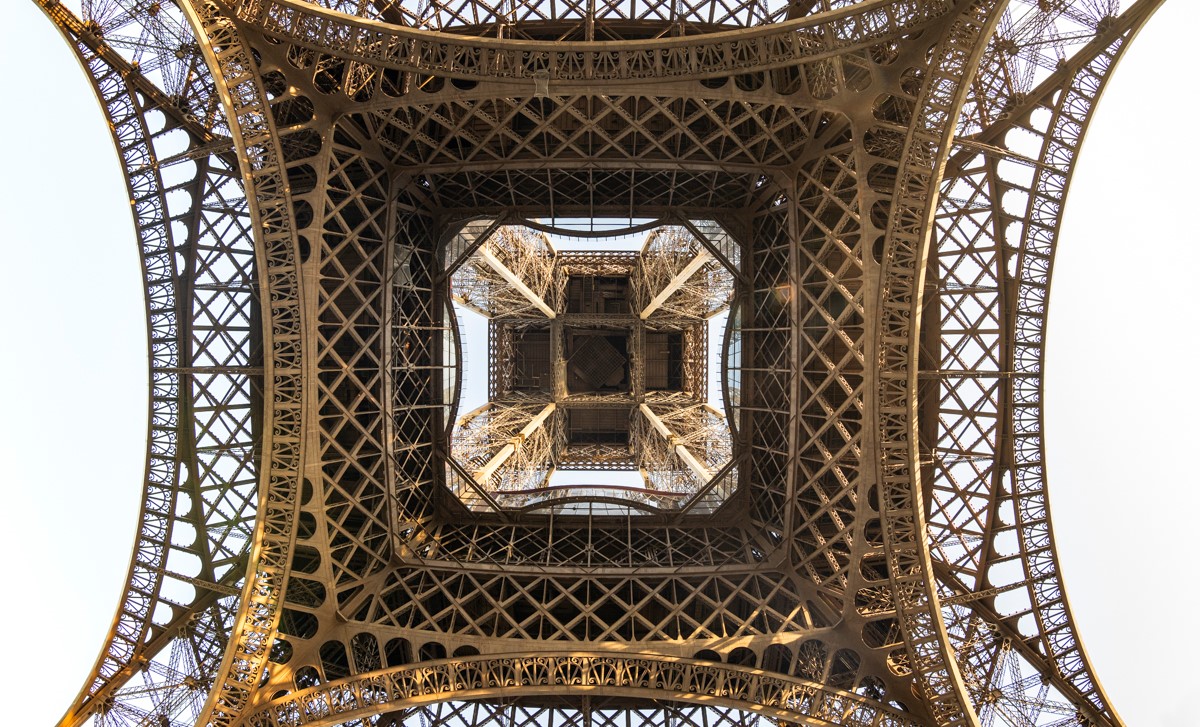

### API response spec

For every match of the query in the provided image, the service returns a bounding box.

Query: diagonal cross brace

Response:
[638,404,713,484]
[639,248,713,319]
[474,403,557,484]
[478,245,557,318]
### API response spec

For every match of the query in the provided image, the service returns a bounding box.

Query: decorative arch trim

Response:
[247,654,920,727]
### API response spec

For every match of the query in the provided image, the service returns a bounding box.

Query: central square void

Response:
[445,221,741,514]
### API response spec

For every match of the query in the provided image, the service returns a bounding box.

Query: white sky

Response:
[0,1,1196,724]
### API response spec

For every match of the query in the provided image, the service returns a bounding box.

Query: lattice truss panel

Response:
[335,92,830,215]
[287,700,885,727]
[36,0,1162,725]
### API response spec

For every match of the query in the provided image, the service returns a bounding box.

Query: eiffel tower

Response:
[29,0,1167,725]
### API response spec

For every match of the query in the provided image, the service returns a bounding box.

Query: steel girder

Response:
[35,0,1165,726]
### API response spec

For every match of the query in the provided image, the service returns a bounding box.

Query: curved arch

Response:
[38,4,268,726]
[243,654,921,727]
[517,217,671,239]
[513,490,685,515]
[304,0,851,33]
[40,7,184,721]
[921,3,1166,724]
[1004,5,1163,719]
[873,1,1006,725]
[179,2,309,725]
[231,0,950,82]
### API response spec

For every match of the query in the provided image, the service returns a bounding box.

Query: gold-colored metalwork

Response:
[33,0,1162,724]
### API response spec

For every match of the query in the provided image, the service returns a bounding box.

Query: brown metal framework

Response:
[34,0,1162,725]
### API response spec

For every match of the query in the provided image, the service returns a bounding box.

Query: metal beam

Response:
[451,293,493,319]
[639,248,713,319]
[474,403,557,484]
[478,245,557,319]
[638,404,712,484]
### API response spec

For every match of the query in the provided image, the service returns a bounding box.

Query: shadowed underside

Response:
[36,0,1160,725]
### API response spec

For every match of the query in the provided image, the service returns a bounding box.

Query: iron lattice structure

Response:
[34,0,1159,725]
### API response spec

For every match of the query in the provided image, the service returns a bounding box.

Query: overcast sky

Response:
[0,1,1195,725]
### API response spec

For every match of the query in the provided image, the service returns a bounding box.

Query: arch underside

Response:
[36,0,1163,726]
[245,655,921,727]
